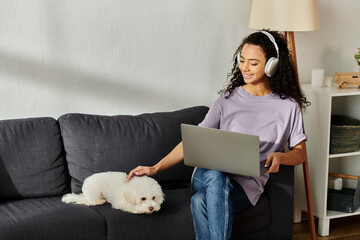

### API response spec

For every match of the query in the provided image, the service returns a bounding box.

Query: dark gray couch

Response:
[0,106,294,240]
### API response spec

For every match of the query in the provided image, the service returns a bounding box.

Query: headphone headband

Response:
[260,31,279,59]
[236,31,280,77]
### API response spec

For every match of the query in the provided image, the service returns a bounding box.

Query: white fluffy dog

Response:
[62,171,164,214]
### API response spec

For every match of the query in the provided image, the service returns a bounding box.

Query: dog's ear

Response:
[124,191,137,204]
[157,192,165,205]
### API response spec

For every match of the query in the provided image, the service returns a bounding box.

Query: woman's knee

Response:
[195,168,226,181]
[203,169,228,186]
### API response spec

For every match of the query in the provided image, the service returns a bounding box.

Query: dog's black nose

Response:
[148,206,154,211]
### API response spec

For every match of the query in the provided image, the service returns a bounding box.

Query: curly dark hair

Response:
[221,30,310,109]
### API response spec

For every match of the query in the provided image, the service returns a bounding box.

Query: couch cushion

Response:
[0,197,106,240]
[232,193,270,237]
[0,118,69,200]
[58,106,208,193]
[91,187,195,240]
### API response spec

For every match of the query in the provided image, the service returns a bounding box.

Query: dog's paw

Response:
[129,209,145,214]
[93,199,106,205]
[62,194,73,203]
[61,193,89,205]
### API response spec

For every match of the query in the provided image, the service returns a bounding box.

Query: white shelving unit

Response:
[294,84,360,236]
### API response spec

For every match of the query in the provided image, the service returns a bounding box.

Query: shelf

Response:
[329,150,360,159]
[295,85,360,236]
[327,208,360,219]
[301,84,360,97]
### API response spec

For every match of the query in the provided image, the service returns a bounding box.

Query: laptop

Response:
[181,124,261,177]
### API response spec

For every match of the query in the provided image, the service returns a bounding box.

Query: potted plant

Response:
[355,48,360,72]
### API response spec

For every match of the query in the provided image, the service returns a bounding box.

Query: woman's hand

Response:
[126,142,184,182]
[264,152,283,174]
[264,141,306,174]
[127,166,157,181]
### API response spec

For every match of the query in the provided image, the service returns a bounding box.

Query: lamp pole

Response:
[288,31,298,76]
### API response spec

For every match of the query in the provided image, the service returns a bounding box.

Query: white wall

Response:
[0,0,359,119]
[296,0,360,83]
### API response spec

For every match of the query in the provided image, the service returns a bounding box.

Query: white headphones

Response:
[236,31,279,77]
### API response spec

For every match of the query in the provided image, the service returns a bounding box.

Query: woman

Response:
[127,30,309,240]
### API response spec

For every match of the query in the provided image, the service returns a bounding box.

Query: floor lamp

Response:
[248,0,320,239]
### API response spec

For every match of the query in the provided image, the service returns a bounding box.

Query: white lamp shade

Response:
[249,0,320,31]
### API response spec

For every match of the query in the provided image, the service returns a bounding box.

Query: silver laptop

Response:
[181,124,261,177]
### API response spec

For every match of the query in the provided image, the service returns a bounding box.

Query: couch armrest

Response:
[265,165,294,240]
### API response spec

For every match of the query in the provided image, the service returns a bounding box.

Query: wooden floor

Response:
[292,213,360,239]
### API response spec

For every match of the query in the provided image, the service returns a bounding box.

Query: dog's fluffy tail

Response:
[62,193,89,205]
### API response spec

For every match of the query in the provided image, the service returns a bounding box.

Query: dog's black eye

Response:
[141,197,146,201]
[152,196,155,200]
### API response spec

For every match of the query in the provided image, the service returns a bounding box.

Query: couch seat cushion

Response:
[0,197,106,240]
[232,193,270,237]
[91,187,195,240]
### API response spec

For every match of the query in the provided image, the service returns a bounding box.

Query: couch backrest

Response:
[0,117,69,200]
[58,106,209,193]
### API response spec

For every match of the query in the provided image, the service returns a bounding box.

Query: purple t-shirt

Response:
[196,86,307,205]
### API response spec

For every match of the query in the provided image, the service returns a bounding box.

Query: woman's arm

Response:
[126,142,184,181]
[264,140,306,174]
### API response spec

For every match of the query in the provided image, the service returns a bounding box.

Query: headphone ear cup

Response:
[236,51,241,68]
[264,57,279,77]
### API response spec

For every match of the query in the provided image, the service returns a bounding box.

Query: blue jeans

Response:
[191,168,251,240]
